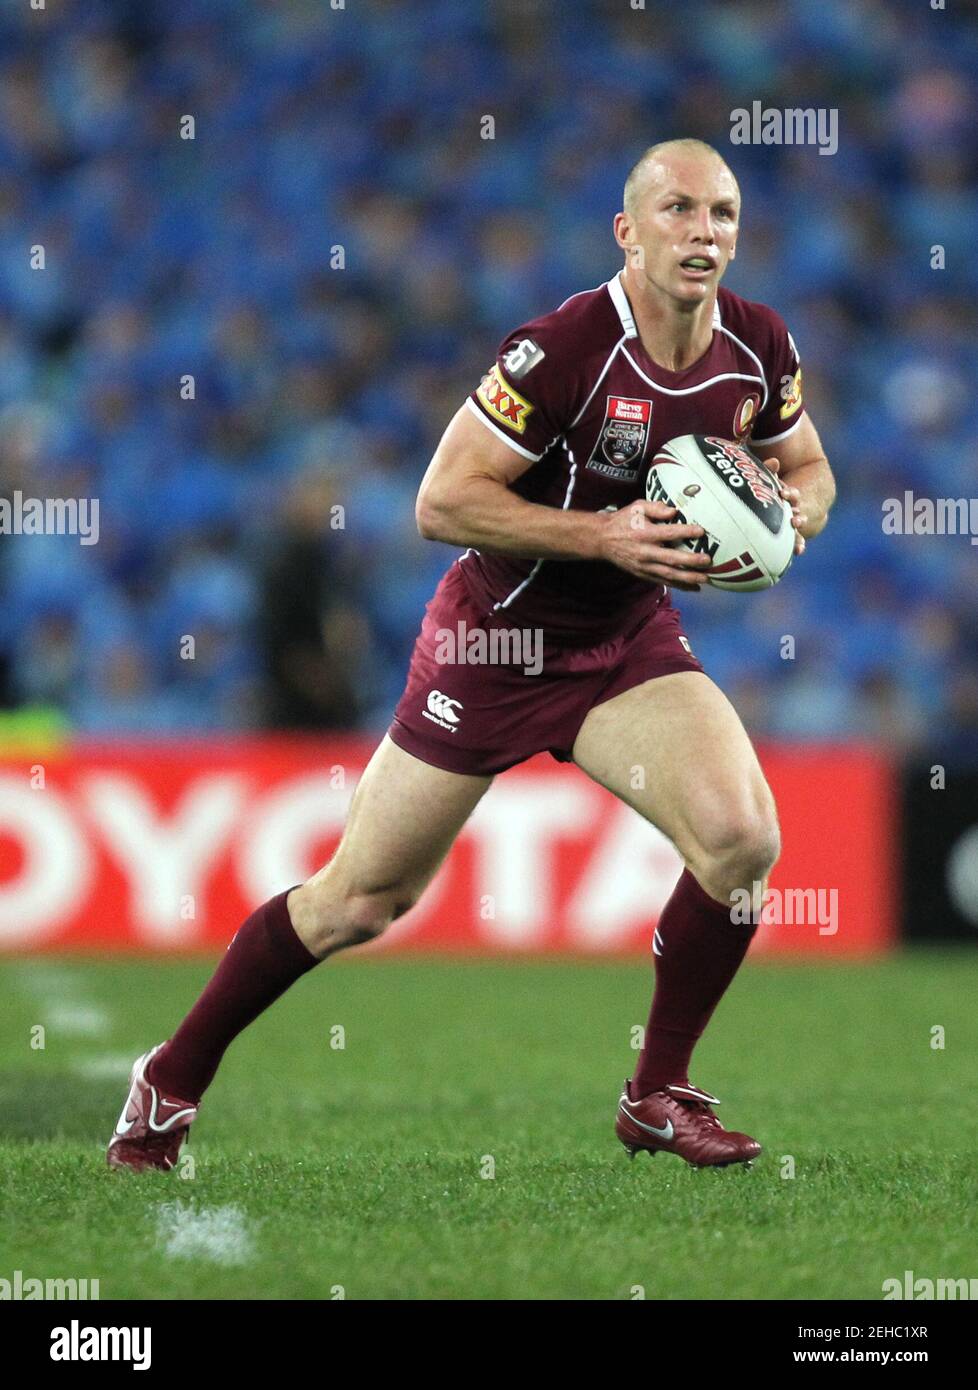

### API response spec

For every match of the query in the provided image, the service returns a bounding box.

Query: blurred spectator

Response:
[257,468,368,730]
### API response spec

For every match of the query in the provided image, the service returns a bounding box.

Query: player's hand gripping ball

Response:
[646,435,795,590]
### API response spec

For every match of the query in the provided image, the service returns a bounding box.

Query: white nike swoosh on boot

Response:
[114,1054,149,1135]
[148,1087,196,1132]
[620,1103,674,1141]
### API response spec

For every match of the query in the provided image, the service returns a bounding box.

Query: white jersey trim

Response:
[570,335,628,428]
[750,411,806,446]
[606,273,638,338]
[716,324,770,412]
[491,558,544,611]
[620,344,764,398]
[491,442,579,613]
[464,396,542,461]
[607,271,723,337]
[610,276,769,403]
[559,441,580,510]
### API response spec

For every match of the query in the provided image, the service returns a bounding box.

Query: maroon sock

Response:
[631,867,758,1098]
[148,888,317,1103]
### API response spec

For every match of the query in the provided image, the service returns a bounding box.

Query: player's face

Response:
[624,157,740,307]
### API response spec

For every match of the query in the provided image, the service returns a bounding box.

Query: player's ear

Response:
[613,210,631,251]
[728,240,737,261]
[616,211,645,260]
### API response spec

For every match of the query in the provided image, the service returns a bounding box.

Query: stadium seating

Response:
[1,0,976,759]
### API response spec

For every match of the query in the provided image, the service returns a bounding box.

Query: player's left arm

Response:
[753,414,836,554]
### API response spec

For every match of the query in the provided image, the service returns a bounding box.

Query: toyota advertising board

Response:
[0,739,895,955]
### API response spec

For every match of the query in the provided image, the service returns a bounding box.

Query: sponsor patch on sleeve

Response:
[476,364,534,434]
[501,337,545,380]
[779,366,803,420]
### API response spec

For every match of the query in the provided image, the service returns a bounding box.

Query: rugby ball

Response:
[645,435,794,590]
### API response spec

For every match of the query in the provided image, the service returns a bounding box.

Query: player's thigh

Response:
[571,671,778,870]
[311,733,492,899]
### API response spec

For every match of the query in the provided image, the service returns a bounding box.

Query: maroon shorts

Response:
[388,563,704,777]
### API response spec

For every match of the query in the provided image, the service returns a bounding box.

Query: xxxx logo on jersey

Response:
[477,365,534,434]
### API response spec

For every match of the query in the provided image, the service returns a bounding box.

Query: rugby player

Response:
[108,139,835,1172]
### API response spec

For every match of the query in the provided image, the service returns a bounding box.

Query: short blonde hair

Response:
[623,139,738,215]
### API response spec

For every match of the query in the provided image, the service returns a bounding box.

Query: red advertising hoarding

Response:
[0,738,895,955]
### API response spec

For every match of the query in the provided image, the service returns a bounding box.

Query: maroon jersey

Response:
[462,271,805,643]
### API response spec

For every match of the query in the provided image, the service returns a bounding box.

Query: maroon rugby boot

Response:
[615,1079,761,1169]
[106,1044,198,1173]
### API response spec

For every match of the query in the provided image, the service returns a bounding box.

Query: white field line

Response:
[11,963,110,1038]
[155,1203,256,1267]
[72,1052,135,1080]
[46,1004,110,1036]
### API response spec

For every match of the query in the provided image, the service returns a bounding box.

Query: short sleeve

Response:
[749,313,806,446]
[466,328,572,461]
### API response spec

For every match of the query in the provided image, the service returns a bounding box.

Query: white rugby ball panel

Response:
[649,454,779,589]
[646,434,794,591]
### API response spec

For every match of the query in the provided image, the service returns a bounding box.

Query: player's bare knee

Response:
[743,815,780,878]
[289,878,419,956]
[693,811,781,898]
[726,817,779,887]
[342,886,420,944]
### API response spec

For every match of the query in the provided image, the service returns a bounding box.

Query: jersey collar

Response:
[606,271,722,337]
[607,271,638,337]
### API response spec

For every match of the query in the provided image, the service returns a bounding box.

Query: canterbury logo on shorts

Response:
[422,690,463,731]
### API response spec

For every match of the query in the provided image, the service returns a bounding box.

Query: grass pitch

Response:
[1,950,976,1300]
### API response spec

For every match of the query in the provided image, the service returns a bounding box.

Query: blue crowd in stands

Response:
[1,0,976,761]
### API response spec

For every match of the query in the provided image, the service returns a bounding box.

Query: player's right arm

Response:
[415,405,712,590]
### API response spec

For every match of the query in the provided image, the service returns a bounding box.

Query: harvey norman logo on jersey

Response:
[587,396,653,481]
